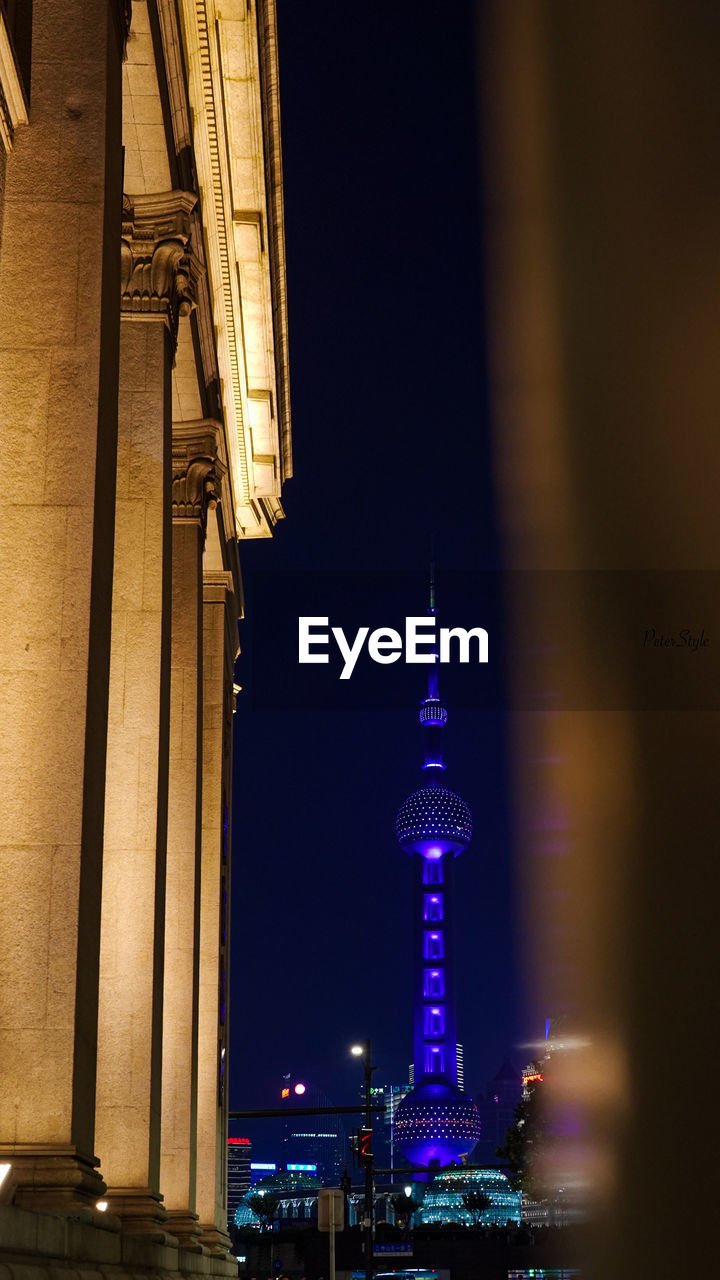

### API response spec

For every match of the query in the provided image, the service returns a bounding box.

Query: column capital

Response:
[203,569,240,665]
[121,191,203,342]
[172,419,225,536]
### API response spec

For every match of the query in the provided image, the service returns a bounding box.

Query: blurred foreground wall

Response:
[478,3,720,1276]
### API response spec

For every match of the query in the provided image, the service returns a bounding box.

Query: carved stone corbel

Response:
[121,191,204,344]
[172,420,226,541]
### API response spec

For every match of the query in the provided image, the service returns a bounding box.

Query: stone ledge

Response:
[177,1251,237,1276]
[0,1206,237,1279]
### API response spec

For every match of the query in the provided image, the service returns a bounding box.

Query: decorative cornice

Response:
[155,0,291,537]
[172,419,225,535]
[121,190,202,342]
[256,0,292,482]
[152,0,237,539]
[181,0,250,505]
[153,0,192,154]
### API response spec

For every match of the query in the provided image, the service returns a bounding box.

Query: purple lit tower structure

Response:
[392,576,481,1176]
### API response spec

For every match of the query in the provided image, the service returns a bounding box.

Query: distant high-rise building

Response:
[472,1057,523,1164]
[279,1074,345,1184]
[369,1082,412,1180]
[227,1137,252,1231]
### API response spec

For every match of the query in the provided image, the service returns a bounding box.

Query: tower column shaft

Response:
[0,0,123,1209]
[196,568,238,1251]
[395,640,479,1172]
[159,517,203,1243]
[160,422,223,1245]
[95,192,199,1235]
[413,855,459,1087]
[95,316,173,1231]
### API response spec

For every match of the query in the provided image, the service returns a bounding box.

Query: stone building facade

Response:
[0,0,290,1274]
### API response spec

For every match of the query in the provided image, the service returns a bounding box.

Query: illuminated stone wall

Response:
[0,0,290,1273]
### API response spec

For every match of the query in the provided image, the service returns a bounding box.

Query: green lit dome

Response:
[234,1169,324,1229]
[420,1167,521,1227]
[247,1169,323,1194]
[234,1202,261,1227]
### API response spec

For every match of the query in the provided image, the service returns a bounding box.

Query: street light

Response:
[350,1039,375,1280]
[0,1163,16,1206]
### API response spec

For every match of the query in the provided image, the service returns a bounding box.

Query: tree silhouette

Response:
[390,1193,421,1229]
[461,1190,491,1226]
[246,1192,280,1229]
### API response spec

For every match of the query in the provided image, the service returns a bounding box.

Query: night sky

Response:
[229,0,536,1156]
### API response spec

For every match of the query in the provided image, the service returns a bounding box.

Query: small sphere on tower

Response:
[395,784,472,857]
[419,699,448,727]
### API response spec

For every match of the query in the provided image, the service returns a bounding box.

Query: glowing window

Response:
[425,1046,445,1075]
[423,894,443,922]
[423,969,445,997]
[424,1007,445,1037]
[423,860,444,885]
[423,931,444,960]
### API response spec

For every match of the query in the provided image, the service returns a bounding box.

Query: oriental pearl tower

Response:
[392,570,481,1177]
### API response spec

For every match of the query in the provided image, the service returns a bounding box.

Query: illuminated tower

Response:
[393,572,481,1174]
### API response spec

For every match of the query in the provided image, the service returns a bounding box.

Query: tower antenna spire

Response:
[429,537,436,615]
[426,538,440,707]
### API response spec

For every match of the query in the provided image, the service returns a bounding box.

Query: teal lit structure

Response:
[420,1167,521,1226]
[233,1168,323,1228]
[393,571,481,1174]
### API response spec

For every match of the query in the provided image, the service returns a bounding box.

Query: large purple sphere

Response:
[393,1081,481,1174]
[396,784,472,856]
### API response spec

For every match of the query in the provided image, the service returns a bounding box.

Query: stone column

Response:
[94,190,198,1234]
[196,561,239,1252]
[159,423,223,1244]
[0,0,126,1210]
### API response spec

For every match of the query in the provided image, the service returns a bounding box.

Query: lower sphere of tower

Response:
[393,1081,482,1174]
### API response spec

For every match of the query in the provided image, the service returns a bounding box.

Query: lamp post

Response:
[351,1040,375,1280]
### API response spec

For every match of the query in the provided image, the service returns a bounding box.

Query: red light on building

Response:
[228,1137,251,1145]
[522,1072,544,1085]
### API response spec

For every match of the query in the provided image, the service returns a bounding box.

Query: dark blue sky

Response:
[229,0,536,1150]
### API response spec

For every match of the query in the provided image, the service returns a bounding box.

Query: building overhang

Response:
[175,0,292,539]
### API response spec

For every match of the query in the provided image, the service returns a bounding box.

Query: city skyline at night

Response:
[230,0,526,1118]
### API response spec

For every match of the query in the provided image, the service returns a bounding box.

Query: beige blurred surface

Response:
[478,3,720,1275]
